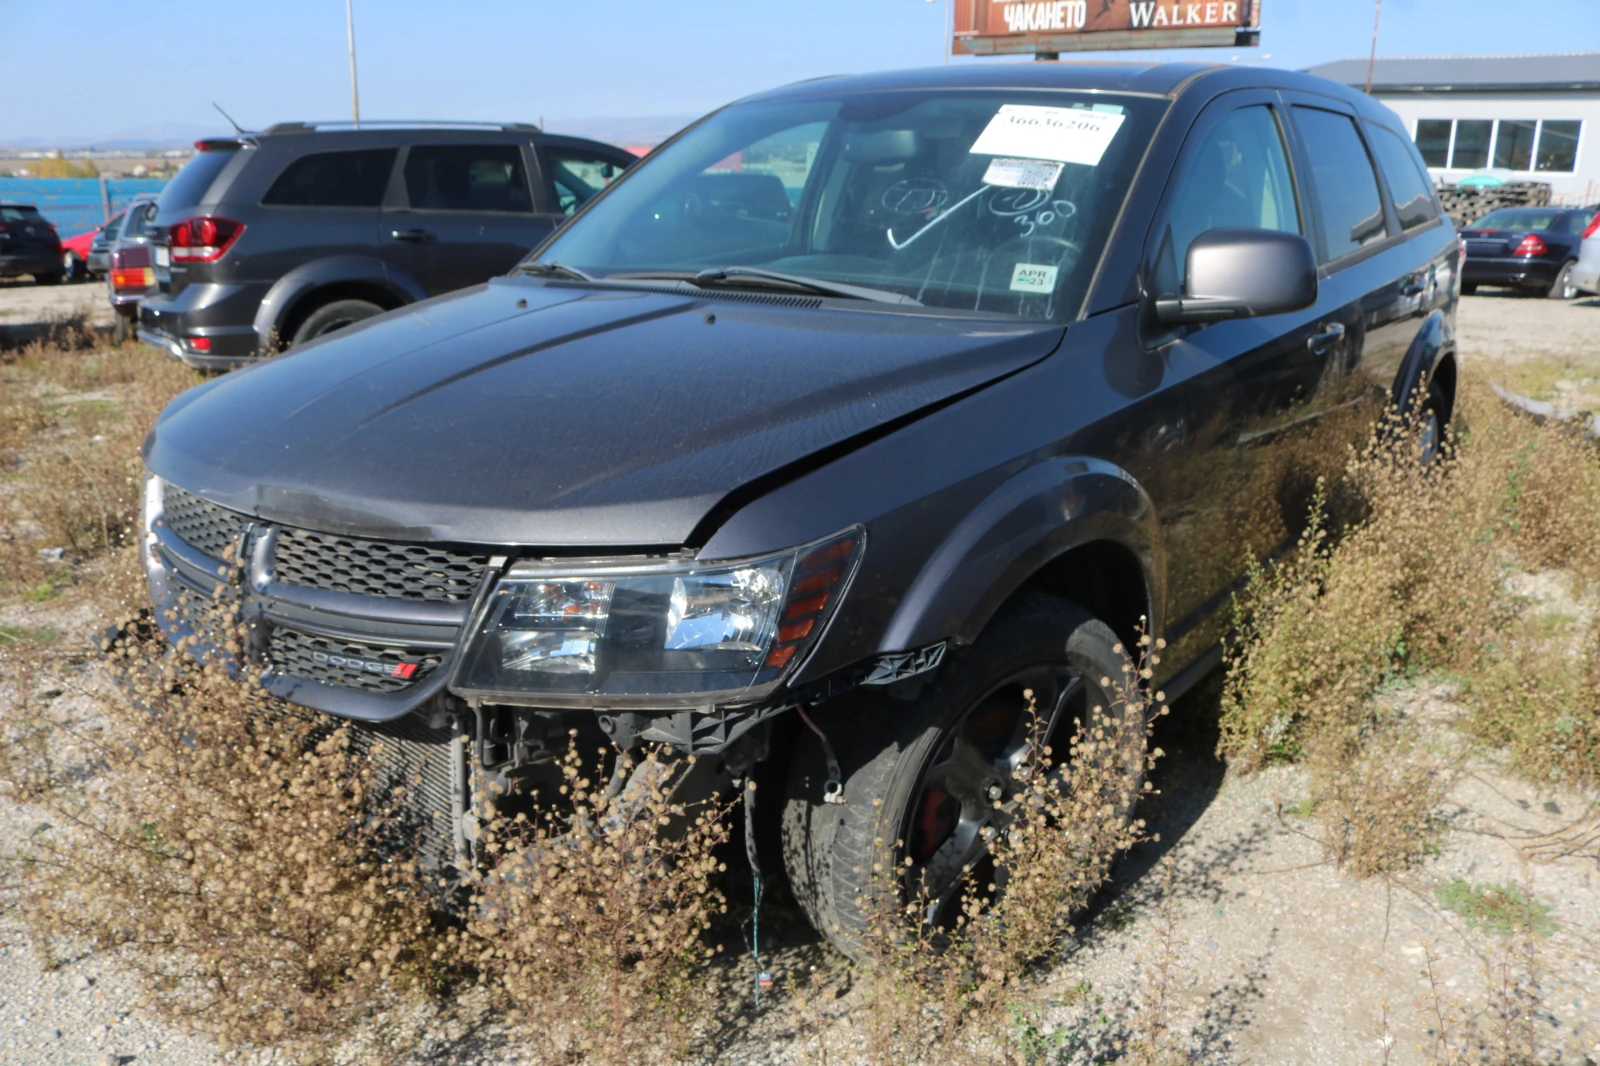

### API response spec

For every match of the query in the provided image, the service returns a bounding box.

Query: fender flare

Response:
[252,256,426,350]
[1392,308,1454,417]
[880,456,1165,653]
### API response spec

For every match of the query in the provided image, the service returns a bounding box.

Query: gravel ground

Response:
[0,277,115,329]
[1,285,1598,1065]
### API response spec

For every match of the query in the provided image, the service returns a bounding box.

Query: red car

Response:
[60,225,98,282]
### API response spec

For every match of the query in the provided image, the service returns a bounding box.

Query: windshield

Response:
[536,89,1167,322]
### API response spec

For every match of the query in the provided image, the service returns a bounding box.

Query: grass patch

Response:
[1493,356,1598,404]
[0,623,59,646]
[1434,879,1556,936]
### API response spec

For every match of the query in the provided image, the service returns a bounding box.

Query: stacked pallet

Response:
[1437,181,1552,228]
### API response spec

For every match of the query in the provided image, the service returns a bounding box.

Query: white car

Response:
[1572,209,1600,294]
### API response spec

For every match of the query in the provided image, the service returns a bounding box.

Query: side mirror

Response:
[1154,227,1318,325]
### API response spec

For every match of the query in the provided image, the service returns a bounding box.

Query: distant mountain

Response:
[545,115,698,147]
[0,122,228,150]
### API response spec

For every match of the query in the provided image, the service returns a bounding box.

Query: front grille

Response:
[268,627,443,693]
[273,528,491,602]
[163,485,247,561]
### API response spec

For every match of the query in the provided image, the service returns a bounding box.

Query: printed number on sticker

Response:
[1010,263,1059,294]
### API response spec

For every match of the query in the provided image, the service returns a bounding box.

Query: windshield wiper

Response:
[518,260,595,282]
[690,266,920,306]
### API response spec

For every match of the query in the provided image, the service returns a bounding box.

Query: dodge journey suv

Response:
[137,62,1460,954]
[137,122,637,370]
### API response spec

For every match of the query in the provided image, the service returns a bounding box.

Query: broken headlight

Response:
[451,528,862,704]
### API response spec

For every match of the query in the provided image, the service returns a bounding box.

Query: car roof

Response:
[740,61,1387,118]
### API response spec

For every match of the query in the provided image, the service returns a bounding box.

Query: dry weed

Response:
[458,741,733,1065]
[0,336,198,598]
[851,638,1163,1065]
[0,597,443,1064]
[1223,376,1600,872]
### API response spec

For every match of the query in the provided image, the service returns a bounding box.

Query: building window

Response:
[1451,120,1493,169]
[1536,120,1581,173]
[1493,120,1538,170]
[1415,120,1452,167]
[1413,118,1583,175]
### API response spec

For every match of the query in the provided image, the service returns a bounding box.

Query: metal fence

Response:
[0,178,168,237]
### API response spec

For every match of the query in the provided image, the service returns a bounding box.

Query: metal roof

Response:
[1305,53,1600,93]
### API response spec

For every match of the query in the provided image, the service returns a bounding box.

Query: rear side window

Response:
[157,148,237,213]
[120,203,155,239]
[1293,107,1387,261]
[0,206,47,223]
[263,148,396,207]
[402,144,532,213]
[545,147,627,216]
[1152,104,1301,296]
[1366,124,1438,231]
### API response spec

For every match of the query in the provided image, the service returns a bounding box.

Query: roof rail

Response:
[261,120,541,135]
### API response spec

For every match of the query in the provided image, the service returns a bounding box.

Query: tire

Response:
[111,309,133,345]
[780,593,1139,958]
[1545,260,1579,300]
[290,298,384,346]
[1460,283,1477,296]
[1415,378,1449,466]
[62,251,82,282]
[33,269,63,286]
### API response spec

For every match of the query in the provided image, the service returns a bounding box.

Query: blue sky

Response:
[6,0,1599,142]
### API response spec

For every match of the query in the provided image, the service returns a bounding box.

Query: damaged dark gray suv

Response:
[138,62,1460,954]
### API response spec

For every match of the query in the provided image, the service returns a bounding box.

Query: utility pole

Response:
[346,0,361,127]
[1364,0,1382,94]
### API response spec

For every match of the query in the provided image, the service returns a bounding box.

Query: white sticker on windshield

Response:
[1010,263,1059,294]
[982,157,1064,191]
[970,105,1126,167]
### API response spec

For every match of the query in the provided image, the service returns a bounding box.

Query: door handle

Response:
[390,228,435,242]
[1401,280,1426,296]
[1307,322,1346,353]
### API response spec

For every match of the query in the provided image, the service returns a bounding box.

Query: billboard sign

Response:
[954,0,1261,56]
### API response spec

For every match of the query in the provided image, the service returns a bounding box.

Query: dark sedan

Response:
[1460,206,1595,299]
[0,203,65,285]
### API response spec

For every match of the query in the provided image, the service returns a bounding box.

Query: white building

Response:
[1305,53,1600,204]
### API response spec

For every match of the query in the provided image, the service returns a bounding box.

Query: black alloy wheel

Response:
[902,658,1113,929]
[780,593,1138,957]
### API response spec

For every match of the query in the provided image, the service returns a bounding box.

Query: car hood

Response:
[144,278,1063,547]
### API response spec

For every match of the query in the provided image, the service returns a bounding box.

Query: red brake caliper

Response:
[914,788,955,862]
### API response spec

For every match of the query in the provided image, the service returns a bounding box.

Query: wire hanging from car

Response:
[795,704,845,804]
[740,778,773,1007]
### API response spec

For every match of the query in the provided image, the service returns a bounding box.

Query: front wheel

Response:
[780,593,1140,957]
[1545,260,1579,300]
[62,251,83,282]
